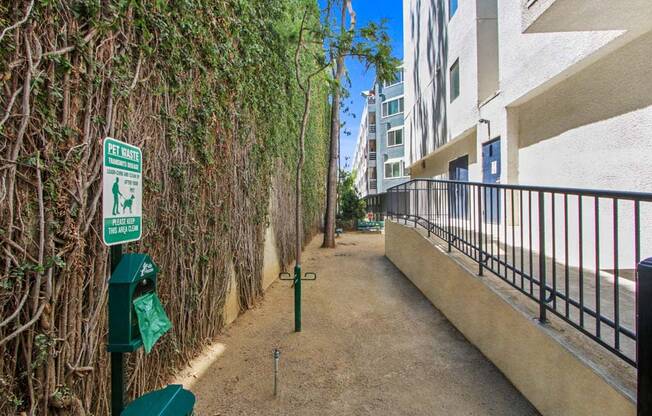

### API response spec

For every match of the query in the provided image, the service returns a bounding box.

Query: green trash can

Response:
[121,384,195,415]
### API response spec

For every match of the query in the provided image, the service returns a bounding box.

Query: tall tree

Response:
[320,0,399,248]
[322,1,354,247]
[291,5,328,267]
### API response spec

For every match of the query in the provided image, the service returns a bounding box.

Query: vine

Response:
[0,0,329,414]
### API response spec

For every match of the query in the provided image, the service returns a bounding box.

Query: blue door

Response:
[482,138,501,224]
[448,155,469,219]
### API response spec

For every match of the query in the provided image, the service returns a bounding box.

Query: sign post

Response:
[109,245,125,415]
[102,137,142,415]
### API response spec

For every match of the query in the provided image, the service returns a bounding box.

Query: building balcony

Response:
[522,0,652,33]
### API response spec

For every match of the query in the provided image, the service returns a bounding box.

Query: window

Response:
[449,0,458,19]
[368,112,376,133]
[384,160,403,178]
[383,69,404,88]
[368,112,376,126]
[382,97,404,118]
[387,128,403,147]
[450,59,460,102]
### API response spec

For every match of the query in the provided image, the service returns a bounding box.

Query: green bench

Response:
[357,220,384,232]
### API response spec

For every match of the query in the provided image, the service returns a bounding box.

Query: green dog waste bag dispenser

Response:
[107,254,194,415]
[107,254,171,353]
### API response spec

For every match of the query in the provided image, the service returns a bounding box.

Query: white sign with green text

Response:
[102,137,142,246]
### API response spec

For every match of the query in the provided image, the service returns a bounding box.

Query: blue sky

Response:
[335,0,403,171]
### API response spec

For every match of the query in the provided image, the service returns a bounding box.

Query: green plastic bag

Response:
[133,292,172,353]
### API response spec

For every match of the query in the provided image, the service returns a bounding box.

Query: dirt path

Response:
[175,232,539,415]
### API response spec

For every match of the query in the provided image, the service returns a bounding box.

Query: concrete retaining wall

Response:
[223,223,283,325]
[385,219,635,416]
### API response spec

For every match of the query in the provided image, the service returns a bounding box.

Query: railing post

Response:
[427,182,431,237]
[415,182,418,228]
[447,182,452,252]
[538,192,547,323]
[638,258,652,415]
[403,184,407,225]
[477,185,483,276]
[400,185,407,225]
[393,189,397,219]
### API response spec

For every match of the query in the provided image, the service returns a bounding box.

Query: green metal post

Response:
[294,265,301,332]
[111,352,125,415]
[110,244,125,416]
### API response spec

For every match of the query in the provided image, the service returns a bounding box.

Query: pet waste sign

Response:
[102,137,142,246]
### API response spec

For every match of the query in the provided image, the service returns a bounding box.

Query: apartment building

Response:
[353,66,410,215]
[402,0,652,268]
[353,105,370,196]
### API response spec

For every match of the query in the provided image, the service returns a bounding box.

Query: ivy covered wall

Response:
[0,0,329,414]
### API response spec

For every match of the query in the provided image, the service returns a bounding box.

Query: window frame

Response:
[450,59,460,103]
[381,96,405,118]
[384,160,403,179]
[387,126,404,148]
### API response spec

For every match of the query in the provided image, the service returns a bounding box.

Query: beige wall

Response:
[223,261,240,326]
[261,224,282,290]
[385,220,635,416]
[223,223,283,326]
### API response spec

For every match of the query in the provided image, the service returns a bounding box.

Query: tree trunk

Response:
[322,58,343,248]
[323,0,355,248]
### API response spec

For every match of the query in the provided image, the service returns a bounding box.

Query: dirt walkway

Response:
[175,232,539,415]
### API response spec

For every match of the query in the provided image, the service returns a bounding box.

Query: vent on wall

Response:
[384,154,389,162]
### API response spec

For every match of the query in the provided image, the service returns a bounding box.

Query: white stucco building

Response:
[404,0,652,186]
[353,105,370,196]
[402,0,652,270]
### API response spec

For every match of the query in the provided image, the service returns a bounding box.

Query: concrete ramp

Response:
[386,219,635,416]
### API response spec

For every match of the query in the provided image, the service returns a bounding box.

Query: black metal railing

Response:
[387,179,652,366]
[365,193,387,220]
